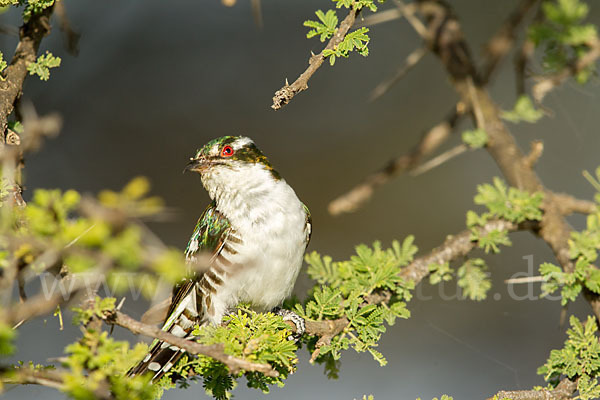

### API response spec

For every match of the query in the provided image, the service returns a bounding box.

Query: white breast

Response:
[201,164,307,323]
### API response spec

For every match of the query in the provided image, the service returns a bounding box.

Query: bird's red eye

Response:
[221,145,234,157]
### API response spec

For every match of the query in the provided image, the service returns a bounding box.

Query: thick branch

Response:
[271,6,359,110]
[104,311,279,377]
[0,6,54,139]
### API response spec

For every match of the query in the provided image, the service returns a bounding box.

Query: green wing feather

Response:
[165,201,231,323]
[128,201,232,379]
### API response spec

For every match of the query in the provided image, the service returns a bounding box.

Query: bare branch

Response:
[54,0,80,56]
[328,105,465,215]
[271,6,360,110]
[523,140,544,169]
[104,310,279,377]
[409,143,468,176]
[368,46,427,102]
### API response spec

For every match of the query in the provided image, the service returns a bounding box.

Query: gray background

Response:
[3,0,600,399]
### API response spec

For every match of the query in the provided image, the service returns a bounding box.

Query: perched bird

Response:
[129,136,311,381]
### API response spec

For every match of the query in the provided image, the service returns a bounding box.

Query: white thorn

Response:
[285,78,289,86]
[116,297,126,311]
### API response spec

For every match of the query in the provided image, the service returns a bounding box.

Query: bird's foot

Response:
[273,307,305,341]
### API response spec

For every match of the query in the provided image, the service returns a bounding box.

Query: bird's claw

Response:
[273,307,305,341]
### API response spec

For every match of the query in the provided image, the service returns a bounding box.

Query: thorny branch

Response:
[103,310,279,377]
[271,6,360,110]
[0,5,54,139]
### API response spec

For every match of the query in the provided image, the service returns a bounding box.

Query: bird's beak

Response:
[183,157,206,173]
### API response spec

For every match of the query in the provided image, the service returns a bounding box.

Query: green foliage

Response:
[22,0,54,22]
[304,0,383,66]
[539,171,600,305]
[158,308,297,399]
[538,316,600,399]
[323,27,370,65]
[1,178,187,301]
[529,0,598,83]
[428,262,453,285]
[71,296,116,326]
[301,239,415,366]
[457,259,491,301]
[462,129,488,149]
[62,328,155,400]
[540,209,600,305]
[305,10,338,42]
[466,178,542,254]
[27,51,61,81]
[502,95,545,124]
[473,177,544,224]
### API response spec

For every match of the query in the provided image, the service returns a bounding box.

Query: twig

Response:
[368,46,427,102]
[1,367,65,391]
[355,8,402,28]
[394,1,427,39]
[514,37,535,96]
[504,276,545,284]
[328,105,465,215]
[409,144,468,176]
[480,0,540,83]
[523,140,544,169]
[54,0,80,56]
[105,311,279,377]
[271,6,360,110]
[550,193,597,216]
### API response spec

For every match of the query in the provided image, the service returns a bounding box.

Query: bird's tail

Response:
[127,281,200,381]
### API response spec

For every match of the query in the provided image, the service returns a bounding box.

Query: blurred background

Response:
[2,0,600,398]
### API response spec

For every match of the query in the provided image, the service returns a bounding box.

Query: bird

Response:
[128,136,311,381]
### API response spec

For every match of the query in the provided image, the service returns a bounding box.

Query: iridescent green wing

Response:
[128,202,233,380]
[166,201,231,320]
[302,202,312,245]
[185,201,232,261]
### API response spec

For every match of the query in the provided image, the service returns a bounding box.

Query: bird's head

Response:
[185,136,281,191]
